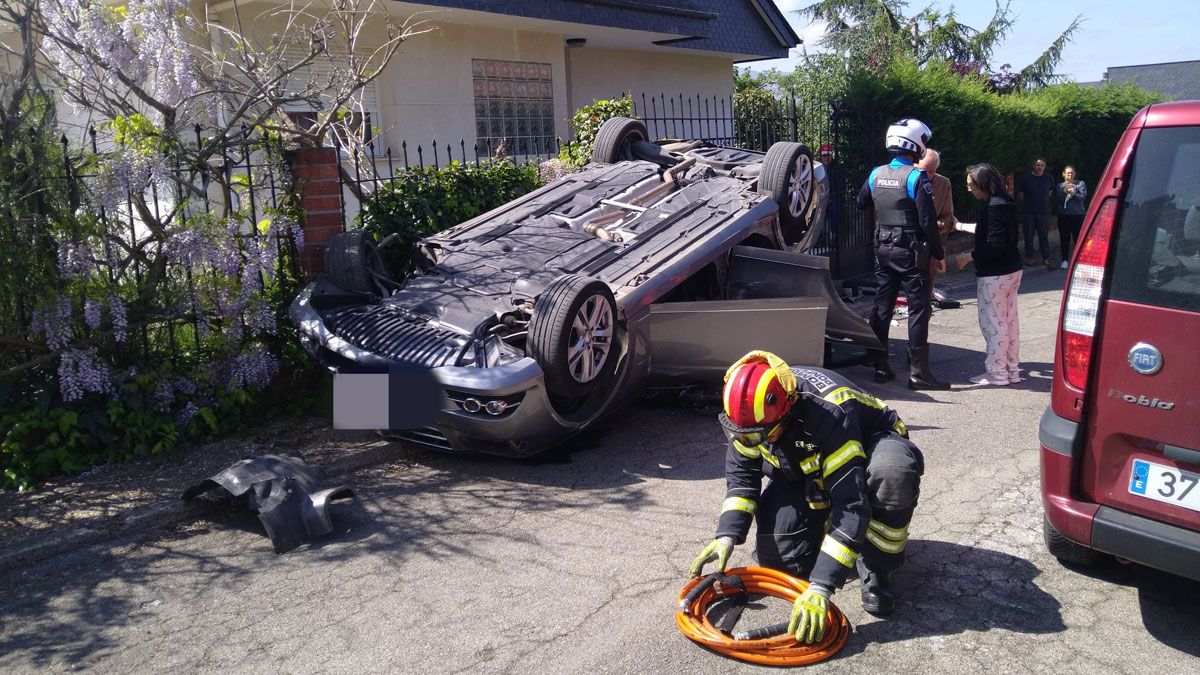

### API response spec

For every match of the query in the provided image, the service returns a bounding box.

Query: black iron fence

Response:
[1,124,300,379]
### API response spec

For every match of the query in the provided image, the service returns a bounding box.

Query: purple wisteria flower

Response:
[152,379,175,411]
[108,295,128,342]
[58,347,114,402]
[244,298,276,335]
[58,239,97,279]
[165,227,215,271]
[83,299,103,330]
[226,348,278,390]
[31,296,74,351]
[177,402,201,425]
[174,377,198,396]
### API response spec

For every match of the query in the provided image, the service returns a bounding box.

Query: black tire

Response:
[590,117,649,164]
[1044,516,1098,566]
[759,142,816,242]
[527,275,619,398]
[324,230,387,295]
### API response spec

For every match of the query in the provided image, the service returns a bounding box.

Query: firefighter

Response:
[858,118,950,390]
[690,351,924,643]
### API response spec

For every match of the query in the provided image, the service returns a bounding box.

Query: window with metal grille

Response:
[472,59,555,157]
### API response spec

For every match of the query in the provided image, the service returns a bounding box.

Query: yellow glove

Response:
[689,536,735,577]
[787,585,831,644]
[724,350,797,395]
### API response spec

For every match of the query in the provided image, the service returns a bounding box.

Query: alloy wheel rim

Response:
[787,154,814,217]
[567,294,614,383]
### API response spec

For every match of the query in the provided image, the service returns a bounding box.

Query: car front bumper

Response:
[1040,406,1200,581]
[290,285,575,457]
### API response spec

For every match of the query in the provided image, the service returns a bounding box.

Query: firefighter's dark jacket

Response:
[856,156,945,261]
[715,367,908,590]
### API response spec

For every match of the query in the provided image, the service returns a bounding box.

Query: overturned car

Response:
[291,117,880,456]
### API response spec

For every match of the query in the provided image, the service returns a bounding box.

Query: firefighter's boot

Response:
[857,559,897,616]
[908,345,950,391]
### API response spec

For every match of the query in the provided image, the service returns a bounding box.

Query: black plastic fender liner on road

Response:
[528,275,619,399]
[759,142,816,244]
[591,117,649,164]
[324,230,388,296]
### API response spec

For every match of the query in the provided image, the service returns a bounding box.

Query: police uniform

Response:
[857,156,945,361]
[714,367,923,595]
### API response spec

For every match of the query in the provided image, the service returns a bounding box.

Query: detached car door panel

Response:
[646,297,827,381]
[725,246,882,349]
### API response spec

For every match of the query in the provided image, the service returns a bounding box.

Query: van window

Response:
[1109,126,1200,313]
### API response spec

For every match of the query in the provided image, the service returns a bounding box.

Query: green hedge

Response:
[841,60,1164,216]
[358,160,542,271]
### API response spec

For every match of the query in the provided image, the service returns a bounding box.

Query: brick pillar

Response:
[287,147,343,277]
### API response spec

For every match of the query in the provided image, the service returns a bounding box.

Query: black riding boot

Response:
[869,312,894,384]
[908,345,950,391]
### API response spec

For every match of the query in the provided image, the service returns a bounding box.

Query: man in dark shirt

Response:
[1015,158,1056,270]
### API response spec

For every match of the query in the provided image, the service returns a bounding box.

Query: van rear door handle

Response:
[1164,444,1200,466]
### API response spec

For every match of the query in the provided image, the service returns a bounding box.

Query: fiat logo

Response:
[1127,343,1163,375]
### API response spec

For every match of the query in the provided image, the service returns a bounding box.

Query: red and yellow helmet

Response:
[722,358,793,431]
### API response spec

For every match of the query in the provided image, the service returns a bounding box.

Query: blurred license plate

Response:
[333,366,441,430]
[1128,459,1200,513]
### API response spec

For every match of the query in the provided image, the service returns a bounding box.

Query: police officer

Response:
[690,350,924,642]
[857,118,950,390]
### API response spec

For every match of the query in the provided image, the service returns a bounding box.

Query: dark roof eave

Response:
[747,0,802,48]
[652,36,791,61]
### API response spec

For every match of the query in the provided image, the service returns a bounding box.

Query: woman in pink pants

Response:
[956,163,1023,385]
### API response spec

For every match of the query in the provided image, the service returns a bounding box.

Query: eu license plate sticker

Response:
[1128,459,1200,514]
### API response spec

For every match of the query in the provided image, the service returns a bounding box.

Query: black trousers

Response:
[870,243,931,350]
[1058,214,1084,261]
[1022,213,1052,261]
[752,433,924,587]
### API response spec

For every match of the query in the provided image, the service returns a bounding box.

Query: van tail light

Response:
[1061,197,1118,390]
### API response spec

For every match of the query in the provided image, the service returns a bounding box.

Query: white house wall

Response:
[566,47,733,119]
[379,22,571,157]
[218,9,733,158]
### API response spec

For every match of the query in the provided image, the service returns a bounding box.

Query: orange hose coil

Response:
[675,566,850,666]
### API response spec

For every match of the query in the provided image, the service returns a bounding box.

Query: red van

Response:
[1040,100,1200,581]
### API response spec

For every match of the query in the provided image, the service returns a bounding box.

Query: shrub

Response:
[558,95,635,169]
[840,59,1164,218]
[358,159,542,271]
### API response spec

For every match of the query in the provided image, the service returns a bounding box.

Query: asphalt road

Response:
[2,270,1198,674]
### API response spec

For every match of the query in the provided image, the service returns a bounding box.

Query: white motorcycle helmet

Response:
[885,118,932,158]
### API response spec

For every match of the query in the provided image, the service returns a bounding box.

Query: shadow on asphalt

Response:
[1055,557,1200,658]
[838,539,1066,655]
[0,492,383,669]
[853,348,1055,403]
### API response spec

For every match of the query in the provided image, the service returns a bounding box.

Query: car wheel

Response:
[591,117,649,164]
[759,142,816,243]
[528,275,619,398]
[1043,516,1098,566]
[324,230,390,295]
